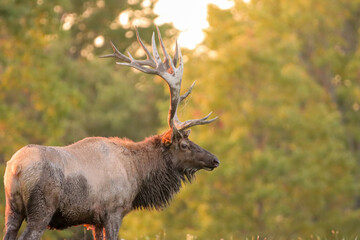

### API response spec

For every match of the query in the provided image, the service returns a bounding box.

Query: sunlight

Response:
[94,35,104,47]
[154,0,233,49]
[62,13,76,30]
[119,11,130,26]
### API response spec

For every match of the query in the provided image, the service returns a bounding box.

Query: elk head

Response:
[100,26,219,173]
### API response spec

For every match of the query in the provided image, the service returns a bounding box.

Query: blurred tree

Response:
[0,0,81,163]
[2,0,360,239]
[159,0,360,239]
[0,0,167,156]
[0,0,172,239]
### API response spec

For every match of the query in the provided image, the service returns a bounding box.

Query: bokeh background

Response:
[1,0,360,239]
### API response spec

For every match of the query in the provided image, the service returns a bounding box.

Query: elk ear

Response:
[172,128,183,141]
[183,129,191,138]
[161,129,173,147]
[162,128,184,146]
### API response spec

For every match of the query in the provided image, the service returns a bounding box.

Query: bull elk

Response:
[3,27,219,240]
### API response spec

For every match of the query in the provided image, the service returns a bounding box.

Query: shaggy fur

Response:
[3,132,219,240]
[132,143,195,210]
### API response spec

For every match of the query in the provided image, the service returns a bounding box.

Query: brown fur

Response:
[3,130,219,240]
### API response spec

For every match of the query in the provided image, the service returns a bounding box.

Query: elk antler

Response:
[100,26,218,133]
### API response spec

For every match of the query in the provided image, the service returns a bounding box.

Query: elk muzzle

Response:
[202,153,220,171]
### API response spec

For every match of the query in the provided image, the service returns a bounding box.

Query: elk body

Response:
[3,27,219,240]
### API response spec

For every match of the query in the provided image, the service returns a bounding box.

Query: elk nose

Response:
[212,157,220,167]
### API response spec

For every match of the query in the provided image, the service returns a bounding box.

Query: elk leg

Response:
[17,208,54,240]
[104,214,123,240]
[17,219,51,240]
[3,202,24,240]
[18,180,59,240]
[92,225,105,240]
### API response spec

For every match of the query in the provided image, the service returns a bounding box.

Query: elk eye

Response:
[180,142,188,149]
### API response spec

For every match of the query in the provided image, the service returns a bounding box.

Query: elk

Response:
[3,27,219,240]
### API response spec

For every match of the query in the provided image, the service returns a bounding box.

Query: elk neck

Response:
[117,134,190,211]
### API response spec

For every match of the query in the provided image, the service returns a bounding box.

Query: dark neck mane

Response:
[130,135,195,210]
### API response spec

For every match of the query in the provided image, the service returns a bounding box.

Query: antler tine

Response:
[151,32,162,66]
[100,31,156,70]
[135,26,156,68]
[116,51,158,74]
[176,112,219,131]
[101,26,217,136]
[173,40,179,67]
[180,81,196,102]
[99,42,131,63]
[177,41,184,72]
[175,80,218,130]
[156,26,173,70]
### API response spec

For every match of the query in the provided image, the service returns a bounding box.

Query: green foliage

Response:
[1,0,360,239]
[0,0,166,238]
[157,0,360,239]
